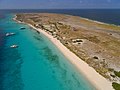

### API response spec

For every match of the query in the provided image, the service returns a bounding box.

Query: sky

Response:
[0,0,120,9]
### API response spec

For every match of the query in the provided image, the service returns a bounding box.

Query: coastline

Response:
[14,15,114,90]
[81,17,120,27]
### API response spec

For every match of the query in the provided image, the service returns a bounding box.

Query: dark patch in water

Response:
[33,35,42,41]
[42,46,85,89]
[0,29,6,47]
[42,47,60,66]
[0,14,6,19]
[0,46,24,90]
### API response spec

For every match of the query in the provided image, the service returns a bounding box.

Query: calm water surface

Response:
[0,14,96,90]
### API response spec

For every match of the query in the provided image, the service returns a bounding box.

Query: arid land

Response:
[15,13,120,89]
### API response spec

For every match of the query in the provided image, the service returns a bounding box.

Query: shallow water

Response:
[0,14,95,90]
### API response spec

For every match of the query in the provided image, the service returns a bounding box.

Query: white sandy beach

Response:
[29,25,114,90]
[14,16,114,90]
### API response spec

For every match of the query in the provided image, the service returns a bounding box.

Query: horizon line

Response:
[0,8,120,10]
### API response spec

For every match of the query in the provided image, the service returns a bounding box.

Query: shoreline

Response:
[81,17,120,27]
[14,15,114,90]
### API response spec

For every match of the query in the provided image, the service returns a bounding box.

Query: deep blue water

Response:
[0,13,96,90]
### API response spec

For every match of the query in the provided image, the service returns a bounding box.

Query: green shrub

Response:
[114,71,120,78]
[112,82,120,90]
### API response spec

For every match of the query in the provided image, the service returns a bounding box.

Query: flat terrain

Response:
[16,13,120,84]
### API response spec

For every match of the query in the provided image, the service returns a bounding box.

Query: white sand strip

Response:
[14,16,114,90]
[28,24,114,90]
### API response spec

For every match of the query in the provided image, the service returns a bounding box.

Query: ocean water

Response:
[0,14,96,90]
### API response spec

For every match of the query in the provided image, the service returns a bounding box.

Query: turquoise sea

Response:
[0,14,96,90]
